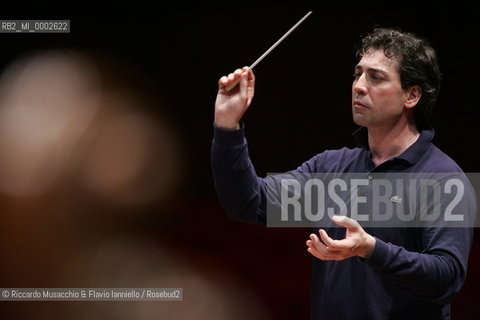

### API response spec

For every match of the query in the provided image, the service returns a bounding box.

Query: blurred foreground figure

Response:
[0,51,269,320]
[0,50,181,204]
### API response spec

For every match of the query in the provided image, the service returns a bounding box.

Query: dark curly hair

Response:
[356,28,441,128]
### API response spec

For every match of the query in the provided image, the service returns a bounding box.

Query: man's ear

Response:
[404,85,422,109]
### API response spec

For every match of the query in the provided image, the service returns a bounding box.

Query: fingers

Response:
[219,76,228,87]
[240,66,255,81]
[331,215,359,230]
[306,228,361,260]
[310,233,325,250]
[319,229,352,252]
[306,233,328,258]
[246,69,255,85]
[239,71,249,96]
[319,229,335,247]
[306,217,369,260]
[218,68,243,88]
[218,67,254,89]
[306,233,344,260]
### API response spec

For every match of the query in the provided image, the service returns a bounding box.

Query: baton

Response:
[225,11,312,91]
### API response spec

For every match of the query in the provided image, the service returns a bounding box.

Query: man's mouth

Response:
[353,100,368,108]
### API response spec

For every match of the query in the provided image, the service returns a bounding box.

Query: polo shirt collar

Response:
[352,125,435,165]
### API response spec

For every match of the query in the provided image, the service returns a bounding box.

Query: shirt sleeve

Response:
[363,184,475,305]
[211,123,268,224]
[211,123,324,224]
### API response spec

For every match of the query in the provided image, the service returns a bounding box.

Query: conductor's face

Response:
[351,49,411,128]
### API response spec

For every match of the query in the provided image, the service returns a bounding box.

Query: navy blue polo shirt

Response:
[211,124,474,320]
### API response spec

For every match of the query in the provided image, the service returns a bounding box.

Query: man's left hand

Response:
[306,215,376,260]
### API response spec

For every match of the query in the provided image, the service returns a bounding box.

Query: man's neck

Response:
[368,121,420,167]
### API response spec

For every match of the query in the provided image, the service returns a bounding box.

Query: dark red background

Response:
[1,2,479,319]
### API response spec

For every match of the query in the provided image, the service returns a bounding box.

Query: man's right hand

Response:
[214,67,255,130]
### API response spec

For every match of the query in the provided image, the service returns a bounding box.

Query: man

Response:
[211,28,474,319]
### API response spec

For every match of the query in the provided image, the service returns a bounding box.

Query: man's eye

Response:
[353,73,361,78]
[370,73,384,81]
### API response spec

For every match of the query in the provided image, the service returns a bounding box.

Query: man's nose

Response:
[353,74,367,95]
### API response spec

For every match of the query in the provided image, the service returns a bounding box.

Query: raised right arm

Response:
[211,67,267,223]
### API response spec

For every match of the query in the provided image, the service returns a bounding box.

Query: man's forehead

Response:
[356,49,398,71]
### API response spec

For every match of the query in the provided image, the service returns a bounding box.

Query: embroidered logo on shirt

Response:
[390,195,402,203]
